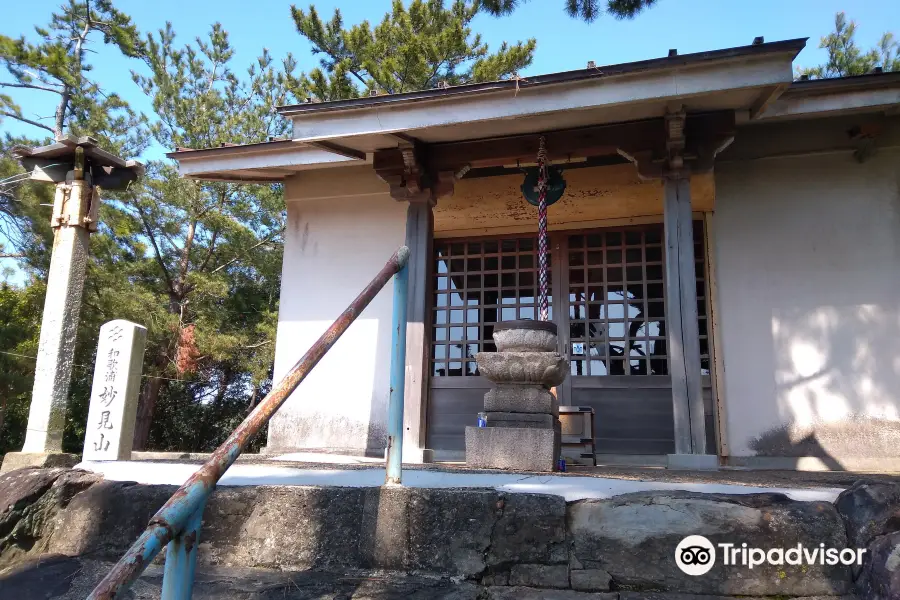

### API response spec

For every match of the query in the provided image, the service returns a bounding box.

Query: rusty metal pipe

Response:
[87,246,411,600]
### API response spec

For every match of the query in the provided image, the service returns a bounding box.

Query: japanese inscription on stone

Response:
[83,320,147,461]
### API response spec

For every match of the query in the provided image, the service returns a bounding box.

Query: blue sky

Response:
[2,0,898,159]
[1,0,897,282]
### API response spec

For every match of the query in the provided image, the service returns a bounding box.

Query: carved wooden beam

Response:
[373,140,456,205]
[619,111,736,179]
[424,112,734,176]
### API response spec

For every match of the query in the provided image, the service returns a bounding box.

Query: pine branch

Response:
[210,229,283,274]
[0,81,63,94]
[0,111,55,133]
[136,205,176,294]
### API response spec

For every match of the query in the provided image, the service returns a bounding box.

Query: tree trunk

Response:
[133,376,165,451]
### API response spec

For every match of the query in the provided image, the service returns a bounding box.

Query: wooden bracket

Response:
[619,111,736,180]
[848,121,883,163]
[665,108,687,173]
[373,140,455,205]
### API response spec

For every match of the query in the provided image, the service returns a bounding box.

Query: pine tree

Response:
[479,0,658,22]
[0,0,144,138]
[124,23,290,449]
[798,12,899,79]
[291,0,535,100]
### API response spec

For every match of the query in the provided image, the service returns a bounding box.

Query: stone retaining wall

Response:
[2,468,899,598]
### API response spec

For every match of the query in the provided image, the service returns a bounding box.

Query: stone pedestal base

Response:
[666,453,719,471]
[465,427,557,471]
[0,452,80,473]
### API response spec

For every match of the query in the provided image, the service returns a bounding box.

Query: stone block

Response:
[486,493,567,567]
[488,588,616,600]
[1,469,100,567]
[568,491,851,596]
[570,568,612,591]
[407,487,499,577]
[484,385,559,415]
[857,530,900,599]
[834,479,900,549]
[485,412,555,429]
[359,485,409,570]
[47,479,175,559]
[508,564,569,589]
[0,452,79,473]
[202,486,375,571]
[465,426,556,471]
[666,453,719,470]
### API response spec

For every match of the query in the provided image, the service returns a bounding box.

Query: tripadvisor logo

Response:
[676,535,716,575]
[675,535,866,576]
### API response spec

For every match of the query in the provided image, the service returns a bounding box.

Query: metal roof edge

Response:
[277,38,808,117]
[785,71,900,96]
[166,139,299,160]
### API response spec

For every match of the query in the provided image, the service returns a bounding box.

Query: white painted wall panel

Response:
[268,175,406,454]
[714,150,900,461]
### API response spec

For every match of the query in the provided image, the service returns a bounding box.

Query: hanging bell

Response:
[521,165,567,207]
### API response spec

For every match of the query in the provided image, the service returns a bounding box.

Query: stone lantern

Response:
[1,136,142,473]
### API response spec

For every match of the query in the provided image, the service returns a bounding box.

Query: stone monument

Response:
[83,320,147,461]
[465,320,568,471]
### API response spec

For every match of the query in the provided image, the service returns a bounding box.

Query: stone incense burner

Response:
[465,319,569,471]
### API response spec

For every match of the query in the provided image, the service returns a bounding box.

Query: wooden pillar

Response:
[402,199,434,462]
[663,176,706,454]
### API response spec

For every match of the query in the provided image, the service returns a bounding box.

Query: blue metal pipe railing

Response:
[385,259,409,484]
[87,246,410,600]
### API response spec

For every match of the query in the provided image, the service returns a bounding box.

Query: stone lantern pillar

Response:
[1,136,142,473]
[465,320,569,471]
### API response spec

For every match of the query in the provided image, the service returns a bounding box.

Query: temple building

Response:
[170,38,900,470]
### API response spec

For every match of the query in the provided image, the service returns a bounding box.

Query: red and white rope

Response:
[537,136,549,322]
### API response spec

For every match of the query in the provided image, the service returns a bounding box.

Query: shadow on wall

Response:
[750,304,900,464]
[716,150,900,467]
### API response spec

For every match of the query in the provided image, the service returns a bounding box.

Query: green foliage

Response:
[798,12,899,79]
[121,23,289,447]
[479,0,657,22]
[2,7,295,453]
[0,281,43,455]
[291,0,535,100]
[0,0,144,137]
[1,137,54,272]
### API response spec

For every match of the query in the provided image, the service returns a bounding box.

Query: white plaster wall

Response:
[268,171,406,453]
[714,149,900,460]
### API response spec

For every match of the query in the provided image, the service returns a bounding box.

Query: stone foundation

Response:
[6,467,900,597]
[0,452,79,473]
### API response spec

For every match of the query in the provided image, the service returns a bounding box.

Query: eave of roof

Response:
[165,139,296,159]
[277,38,808,117]
[784,71,900,96]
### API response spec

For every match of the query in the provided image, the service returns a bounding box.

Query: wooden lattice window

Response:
[566,223,708,376]
[432,237,552,377]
